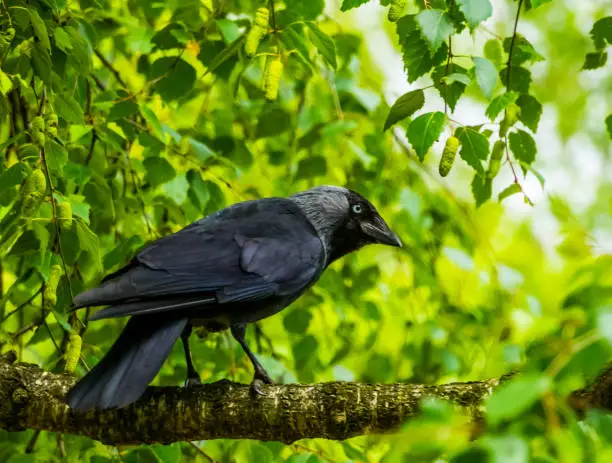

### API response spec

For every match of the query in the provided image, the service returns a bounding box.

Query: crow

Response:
[66,185,401,410]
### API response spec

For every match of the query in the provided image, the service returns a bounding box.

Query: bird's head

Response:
[291,185,402,263]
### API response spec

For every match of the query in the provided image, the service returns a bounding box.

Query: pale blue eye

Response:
[352,204,363,214]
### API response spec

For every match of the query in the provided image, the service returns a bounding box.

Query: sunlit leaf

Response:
[487,374,550,425]
[456,0,492,29]
[416,9,454,53]
[406,111,446,161]
[472,57,498,99]
[384,89,425,131]
[455,126,489,172]
[508,129,536,165]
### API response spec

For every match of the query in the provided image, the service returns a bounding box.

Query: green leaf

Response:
[508,129,536,165]
[406,111,446,161]
[150,58,196,102]
[516,93,542,132]
[485,91,518,120]
[216,19,241,44]
[582,51,608,70]
[397,15,448,83]
[498,183,522,202]
[598,309,612,346]
[31,42,52,87]
[416,9,454,53]
[383,89,425,131]
[442,73,471,85]
[144,157,177,187]
[45,139,68,173]
[285,0,325,19]
[456,0,492,29]
[500,66,532,93]
[189,138,216,161]
[55,93,85,124]
[472,57,498,99]
[530,0,552,8]
[503,35,545,65]
[486,374,550,425]
[484,39,504,68]
[283,308,313,334]
[590,17,612,49]
[432,63,468,111]
[305,22,337,69]
[455,126,489,173]
[606,114,612,140]
[152,23,187,50]
[340,0,369,11]
[281,26,314,67]
[53,28,73,53]
[471,173,492,207]
[295,156,327,179]
[75,218,102,273]
[199,37,243,77]
[28,9,51,52]
[108,99,139,122]
[256,107,292,138]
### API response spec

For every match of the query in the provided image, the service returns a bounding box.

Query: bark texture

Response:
[0,351,610,445]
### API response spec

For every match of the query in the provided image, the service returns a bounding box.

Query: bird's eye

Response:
[352,204,363,214]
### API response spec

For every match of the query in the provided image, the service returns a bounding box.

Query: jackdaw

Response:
[66,185,401,410]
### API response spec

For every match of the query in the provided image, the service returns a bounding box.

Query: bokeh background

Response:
[1,0,611,461]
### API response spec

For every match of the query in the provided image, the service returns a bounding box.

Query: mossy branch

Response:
[0,352,609,445]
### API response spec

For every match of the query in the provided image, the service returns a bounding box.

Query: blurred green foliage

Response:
[1,0,611,461]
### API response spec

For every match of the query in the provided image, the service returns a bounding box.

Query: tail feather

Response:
[66,315,188,410]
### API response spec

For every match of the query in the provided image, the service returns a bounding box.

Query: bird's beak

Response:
[360,216,403,248]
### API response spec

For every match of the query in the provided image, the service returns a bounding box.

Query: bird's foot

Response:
[250,368,274,396]
[184,375,202,388]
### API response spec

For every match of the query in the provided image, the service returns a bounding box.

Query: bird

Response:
[66,185,402,410]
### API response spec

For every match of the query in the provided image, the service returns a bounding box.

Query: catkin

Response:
[20,169,46,217]
[438,136,459,177]
[388,0,407,22]
[64,333,82,373]
[264,57,283,101]
[488,140,505,179]
[57,201,72,231]
[245,7,269,56]
[43,264,62,312]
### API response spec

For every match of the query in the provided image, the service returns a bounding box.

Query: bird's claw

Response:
[250,369,274,396]
[184,376,202,388]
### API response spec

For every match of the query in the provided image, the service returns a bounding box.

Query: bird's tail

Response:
[66,314,188,411]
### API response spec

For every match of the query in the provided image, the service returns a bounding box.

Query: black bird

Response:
[66,185,401,410]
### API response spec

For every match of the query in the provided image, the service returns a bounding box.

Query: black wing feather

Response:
[73,198,323,319]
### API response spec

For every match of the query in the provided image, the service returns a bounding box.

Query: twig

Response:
[443,35,453,116]
[502,0,533,206]
[0,286,42,322]
[545,330,601,378]
[94,49,128,88]
[25,430,41,453]
[506,0,524,91]
[39,148,74,303]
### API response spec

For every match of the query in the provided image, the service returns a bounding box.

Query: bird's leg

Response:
[230,324,274,395]
[181,324,201,387]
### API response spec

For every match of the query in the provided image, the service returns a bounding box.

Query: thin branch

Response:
[506,0,524,92]
[0,286,42,323]
[443,35,453,116]
[94,49,128,89]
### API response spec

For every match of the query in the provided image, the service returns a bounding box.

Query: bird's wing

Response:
[75,198,324,319]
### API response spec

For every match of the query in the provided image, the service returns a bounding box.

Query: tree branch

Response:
[0,352,610,445]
